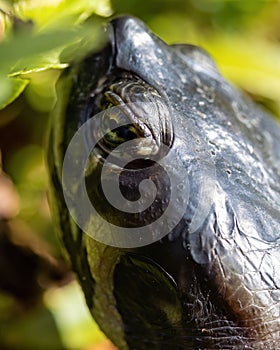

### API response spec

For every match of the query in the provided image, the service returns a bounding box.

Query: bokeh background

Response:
[0,0,279,349]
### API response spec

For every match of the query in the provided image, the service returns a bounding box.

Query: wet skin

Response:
[47,16,280,349]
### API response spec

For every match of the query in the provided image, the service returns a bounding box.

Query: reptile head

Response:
[48,16,280,349]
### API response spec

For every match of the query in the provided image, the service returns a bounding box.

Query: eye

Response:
[88,75,173,161]
[99,106,142,153]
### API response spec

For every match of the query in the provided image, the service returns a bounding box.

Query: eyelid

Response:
[103,90,125,107]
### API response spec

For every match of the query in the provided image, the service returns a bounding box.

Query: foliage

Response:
[0,0,109,109]
[0,0,279,349]
[0,1,114,349]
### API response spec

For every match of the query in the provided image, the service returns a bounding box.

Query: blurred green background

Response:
[0,0,279,349]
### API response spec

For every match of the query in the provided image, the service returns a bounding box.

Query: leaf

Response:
[0,24,103,73]
[0,75,29,109]
[0,21,104,109]
[14,0,112,29]
[0,0,111,109]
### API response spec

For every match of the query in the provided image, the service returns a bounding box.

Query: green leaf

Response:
[0,21,105,109]
[14,0,112,29]
[0,24,103,74]
[0,75,29,109]
[0,0,111,109]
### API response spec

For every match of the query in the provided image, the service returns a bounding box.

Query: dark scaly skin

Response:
[47,16,280,349]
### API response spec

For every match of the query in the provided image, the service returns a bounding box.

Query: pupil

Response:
[116,126,136,140]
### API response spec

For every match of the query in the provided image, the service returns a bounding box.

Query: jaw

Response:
[210,247,280,346]
[111,233,280,349]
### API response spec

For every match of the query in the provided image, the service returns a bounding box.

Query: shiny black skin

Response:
[47,16,280,349]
